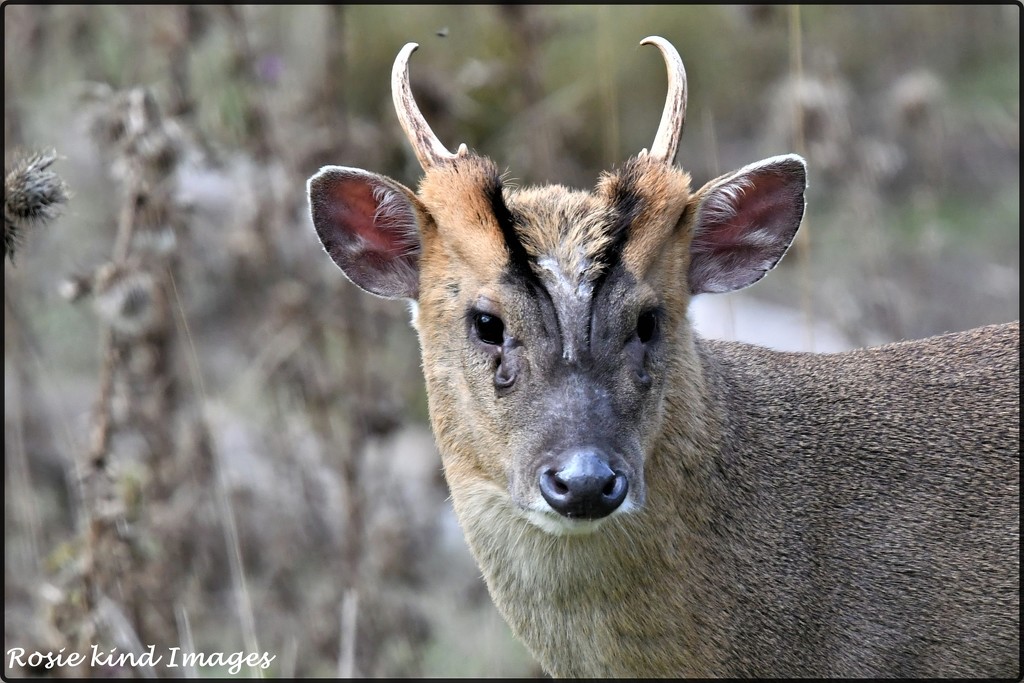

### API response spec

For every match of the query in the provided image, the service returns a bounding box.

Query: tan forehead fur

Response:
[509,186,615,282]
[416,155,695,287]
[416,156,509,284]
[598,160,694,277]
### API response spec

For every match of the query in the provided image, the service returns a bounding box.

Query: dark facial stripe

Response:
[482,172,561,339]
[483,173,533,280]
[592,172,644,297]
[603,185,642,270]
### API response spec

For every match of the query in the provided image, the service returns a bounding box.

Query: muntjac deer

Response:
[307,37,1020,677]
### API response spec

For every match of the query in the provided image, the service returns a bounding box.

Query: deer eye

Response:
[474,312,505,346]
[636,310,658,344]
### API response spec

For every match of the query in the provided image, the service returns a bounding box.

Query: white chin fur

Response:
[520,500,636,536]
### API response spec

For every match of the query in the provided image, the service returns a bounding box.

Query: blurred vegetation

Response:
[4,4,1018,678]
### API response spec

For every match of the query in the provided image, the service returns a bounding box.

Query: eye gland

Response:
[636,310,658,344]
[474,312,505,346]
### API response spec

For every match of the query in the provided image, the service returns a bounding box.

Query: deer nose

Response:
[538,449,629,519]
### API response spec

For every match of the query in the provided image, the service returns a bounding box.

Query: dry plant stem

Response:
[213,448,262,676]
[166,6,195,120]
[4,286,43,575]
[112,177,142,264]
[337,289,369,592]
[293,8,404,666]
[89,176,142,467]
[87,328,118,469]
[313,305,367,646]
[222,5,273,161]
[286,288,372,670]
[338,589,359,678]
[6,275,86,524]
[95,597,157,678]
[222,5,283,267]
[230,322,311,402]
[597,6,620,166]
[788,4,816,351]
[321,6,349,152]
[78,179,142,656]
[174,603,200,678]
[3,5,48,147]
[501,5,559,182]
[69,88,194,660]
[168,270,261,675]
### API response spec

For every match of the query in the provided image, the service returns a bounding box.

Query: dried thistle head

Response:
[767,74,851,175]
[133,189,179,257]
[92,263,165,337]
[82,86,182,181]
[886,70,945,131]
[4,149,70,263]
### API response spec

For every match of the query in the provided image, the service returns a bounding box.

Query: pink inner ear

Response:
[309,166,421,299]
[326,179,410,258]
[690,160,805,295]
[704,174,790,247]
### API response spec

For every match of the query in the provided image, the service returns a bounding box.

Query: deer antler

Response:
[392,42,468,170]
[639,36,687,164]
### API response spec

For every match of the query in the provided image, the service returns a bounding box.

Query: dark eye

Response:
[474,312,505,346]
[636,310,658,344]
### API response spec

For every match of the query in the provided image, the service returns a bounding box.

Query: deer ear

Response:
[686,154,806,295]
[308,166,424,299]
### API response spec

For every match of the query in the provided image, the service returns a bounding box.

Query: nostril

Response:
[538,450,629,520]
[540,469,570,498]
[605,471,628,504]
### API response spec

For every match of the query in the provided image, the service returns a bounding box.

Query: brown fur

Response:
[445,323,1019,677]
[308,87,1019,678]
[403,155,1020,677]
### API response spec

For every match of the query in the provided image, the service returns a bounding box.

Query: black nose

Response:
[538,449,628,519]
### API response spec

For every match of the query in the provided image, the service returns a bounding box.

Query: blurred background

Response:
[4,4,1018,677]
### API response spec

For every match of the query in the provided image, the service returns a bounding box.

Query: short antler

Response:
[639,36,687,164]
[392,42,468,170]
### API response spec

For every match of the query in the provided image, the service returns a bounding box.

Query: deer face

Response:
[307,39,806,536]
